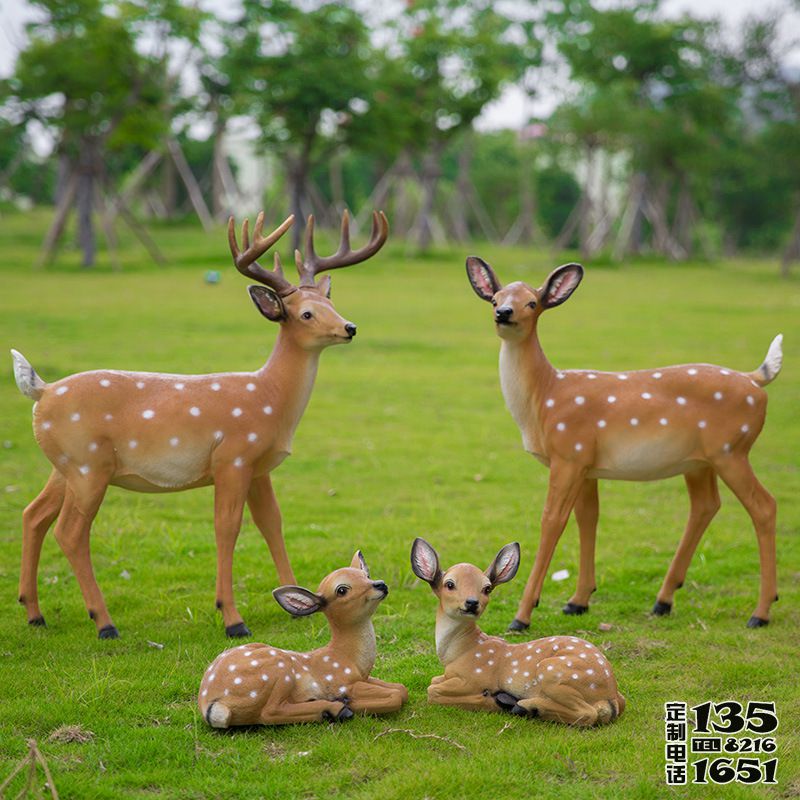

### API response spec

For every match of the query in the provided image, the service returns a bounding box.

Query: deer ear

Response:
[486,542,520,586]
[248,285,286,322]
[540,264,583,309]
[350,549,370,576]
[466,256,502,302]
[316,275,332,298]
[272,586,325,616]
[411,538,441,587]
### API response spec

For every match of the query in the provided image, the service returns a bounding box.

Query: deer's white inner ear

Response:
[278,590,319,614]
[412,540,439,582]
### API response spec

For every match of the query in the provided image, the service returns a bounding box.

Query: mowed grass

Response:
[0,209,798,799]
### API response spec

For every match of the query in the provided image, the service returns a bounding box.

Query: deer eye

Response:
[528,300,537,309]
[444,580,455,591]
[301,311,313,320]
[483,585,493,595]
[336,585,349,597]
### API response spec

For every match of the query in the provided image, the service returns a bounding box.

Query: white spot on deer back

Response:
[263,406,273,415]
[211,382,221,391]
[71,413,80,422]
[232,408,242,417]
[246,383,256,392]
[190,407,201,416]
[142,409,155,419]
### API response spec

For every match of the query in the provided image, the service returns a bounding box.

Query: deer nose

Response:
[495,306,513,323]
[345,323,357,338]
[373,581,388,596]
[464,598,479,614]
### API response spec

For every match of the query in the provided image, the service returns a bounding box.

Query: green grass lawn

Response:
[0,209,798,799]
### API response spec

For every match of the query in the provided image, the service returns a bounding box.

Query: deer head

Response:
[466,257,584,341]
[229,210,389,351]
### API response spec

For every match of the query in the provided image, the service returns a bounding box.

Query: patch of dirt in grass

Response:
[48,725,94,744]
[264,741,288,761]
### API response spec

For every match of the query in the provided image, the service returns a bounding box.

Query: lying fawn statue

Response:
[411,538,624,726]
[199,551,407,727]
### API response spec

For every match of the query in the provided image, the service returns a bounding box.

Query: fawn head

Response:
[410,538,520,621]
[466,257,584,341]
[272,550,389,626]
[229,210,389,350]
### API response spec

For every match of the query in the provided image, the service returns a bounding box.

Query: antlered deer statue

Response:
[11,210,388,639]
[466,257,782,630]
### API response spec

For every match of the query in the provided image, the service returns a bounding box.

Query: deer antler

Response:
[294,210,389,287]
[228,212,296,297]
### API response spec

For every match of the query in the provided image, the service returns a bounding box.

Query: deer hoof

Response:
[225,622,251,638]
[562,602,589,615]
[652,601,672,617]
[98,624,119,639]
[28,616,46,627]
[746,616,769,628]
[511,703,537,718]
[337,706,354,722]
[493,692,519,712]
[507,618,529,633]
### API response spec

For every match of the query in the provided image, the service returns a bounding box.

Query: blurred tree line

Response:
[0,0,798,270]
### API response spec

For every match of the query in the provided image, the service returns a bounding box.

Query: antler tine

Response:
[228,213,297,296]
[297,210,389,285]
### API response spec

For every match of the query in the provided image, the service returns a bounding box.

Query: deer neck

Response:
[498,325,555,445]
[434,610,484,666]
[327,617,377,677]
[257,331,321,442]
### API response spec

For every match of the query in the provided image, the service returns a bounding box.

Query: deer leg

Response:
[258,699,351,726]
[564,478,599,614]
[712,456,777,627]
[365,676,409,701]
[213,466,253,637]
[19,469,66,626]
[511,462,585,631]
[345,679,407,715]
[427,675,501,712]
[246,474,296,586]
[515,690,600,727]
[53,481,117,637]
[653,466,720,616]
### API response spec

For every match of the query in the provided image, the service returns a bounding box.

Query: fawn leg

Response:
[516,691,600,727]
[564,478,598,614]
[346,680,406,715]
[19,469,66,626]
[712,456,777,626]
[511,461,585,630]
[259,699,350,725]
[247,474,296,585]
[427,675,500,712]
[213,465,253,637]
[53,480,116,637]
[654,466,720,615]
[365,676,409,702]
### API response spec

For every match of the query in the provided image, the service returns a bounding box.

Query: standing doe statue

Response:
[410,538,624,726]
[11,210,388,638]
[466,257,782,630]
[199,551,408,727]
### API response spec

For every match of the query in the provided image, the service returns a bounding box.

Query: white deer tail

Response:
[749,334,783,387]
[10,349,46,400]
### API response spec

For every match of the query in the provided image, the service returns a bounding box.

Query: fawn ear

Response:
[273,586,325,616]
[486,542,520,586]
[351,549,370,576]
[411,538,441,587]
[248,285,286,322]
[540,264,583,309]
[466,256,502,302]
[316,274,332,298]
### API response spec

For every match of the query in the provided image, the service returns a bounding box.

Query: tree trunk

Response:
[288,156,309,252]
[416,143,444,250]
[161,154,177,219]
[451,136,473,242]
[76,138,98,267]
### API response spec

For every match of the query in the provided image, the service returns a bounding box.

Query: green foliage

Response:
[0,211,798,797]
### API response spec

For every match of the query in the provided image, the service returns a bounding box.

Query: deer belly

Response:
[113,440,212,490]
[590,433,703,481]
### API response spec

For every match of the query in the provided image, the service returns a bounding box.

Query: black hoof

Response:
[511,703,535,717]
[493,692,519,712]
[28,616,46,627]
[336,706,354,722]
[562,602,589,616]
[98,624,119,639]
[746,616,769,628]
[507,618,529,633]
[652,601,672,617]
[225,622,251,638]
